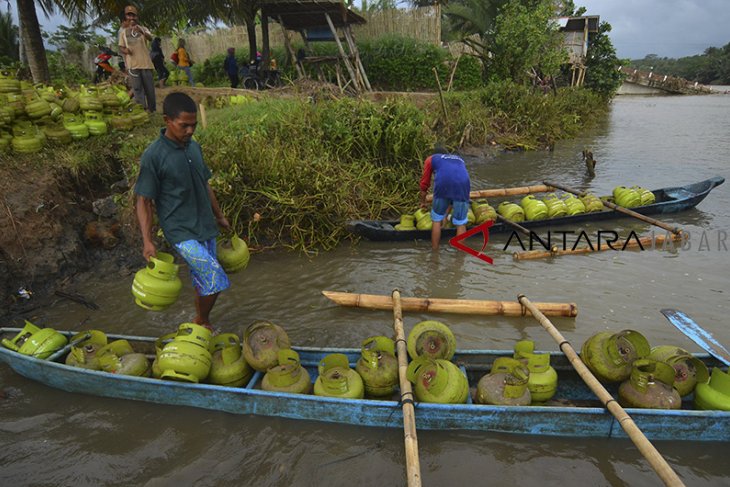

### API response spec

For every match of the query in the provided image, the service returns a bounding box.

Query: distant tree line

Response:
[630,42,730,85]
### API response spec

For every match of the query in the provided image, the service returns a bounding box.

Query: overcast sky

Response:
[577,0,730,59]
[11,0,730,60]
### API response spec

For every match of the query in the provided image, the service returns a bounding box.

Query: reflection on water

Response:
[2,94,729,486]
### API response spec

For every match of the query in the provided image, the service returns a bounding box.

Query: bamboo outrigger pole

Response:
[322,290,578,317]
[513,233,682,260]
[517,294,686,487]
[392,289,422,487]
[544,181,683,236]
[426,184,553,203]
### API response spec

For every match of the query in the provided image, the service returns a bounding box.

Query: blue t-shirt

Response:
[134,130,219,244]
[432,153,470,202]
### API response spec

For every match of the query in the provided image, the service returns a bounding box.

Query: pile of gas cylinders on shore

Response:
[395,186,656,230]
[2,320,727,410]
[0,70,148,154]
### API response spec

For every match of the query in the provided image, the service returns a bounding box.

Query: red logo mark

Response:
[449,221,494,264]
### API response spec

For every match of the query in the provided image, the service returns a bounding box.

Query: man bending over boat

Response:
[134,92,231,332]
[419,145,471,250]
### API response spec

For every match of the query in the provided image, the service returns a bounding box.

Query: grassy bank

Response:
[4,82,608,254]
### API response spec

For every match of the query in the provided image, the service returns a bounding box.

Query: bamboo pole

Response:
[496,214,531,237]
[325,13,360,92]
[432,67,448,120]
[425,184,552,202]
[513,233,682,260]
[322,290,578,317]
[517,294,686,487]
[544,181,683,236]
[392,289,422,487]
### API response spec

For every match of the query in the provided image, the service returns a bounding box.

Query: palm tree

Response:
[17,0,53,82]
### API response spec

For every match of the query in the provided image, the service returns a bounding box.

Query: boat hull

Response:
[1,329,728,441]
[347,177,725,241]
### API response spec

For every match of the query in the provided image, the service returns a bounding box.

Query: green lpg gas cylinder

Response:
[497,202,525,222]
[618,359,681,409]
[407,320,456,361]
[158,324,213,383]
[1,321,68,359]
[216,234,250,273]
[314,353,364,399]
[262,349,312,394]
[580,193,605,212]
[243,320,291,372]
[695,367,730,411]
[475,357,531,406]
[471,200,497,224]
[207,333,253,387]
[647,345,709,397]
[613,186,642,208]
[131,252,183,311]
[395,214,416,231]
[65,330,108,370]
[581,329,650,383]
[97,340,151,377]
[520,195,548,221]
[355,336,398,398]
[514,340,558,403]
[406,357,468,404]
[561,195,586,216]
[542,194,568,218]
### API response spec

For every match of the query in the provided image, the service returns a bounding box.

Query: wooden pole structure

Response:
[432,67,448,120]
[513,233,682,261]
[343,26,372,91]
[426,184,553,202]
[322,290,578,317]
[446,54,461,92]
[278,18,302,78]
[517,294,686,487]
[544,181,683,235]
[325,13,360,92]
[261,12,270,70]
[392,289,422,487]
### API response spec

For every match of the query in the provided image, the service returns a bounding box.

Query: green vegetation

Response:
[584,22,627,99]
[1,84,606,252]
[630,43,730,85]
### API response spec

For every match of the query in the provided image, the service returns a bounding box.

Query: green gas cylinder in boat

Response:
[157,324,213,383]
[1,320,68,359]
[243,320,291,372]
[475,357,531,406]
[581,329,650,383]
[514,340,558,403]
[694,367,730,411]
[65,330,108,370]
[497,201,525,222]
[406,357,468,404]
[355,336,398,398]
[520,195,548,221]
[207,333,253,387]
[131,252,182,311]
[97,339,151,377]
[618,359,681,409]
[262,349,312,394]
[314,353,364,399]
[647,345,709,397]
[407,320,456,361]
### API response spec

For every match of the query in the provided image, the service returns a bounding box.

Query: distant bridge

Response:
[617,67,713,95]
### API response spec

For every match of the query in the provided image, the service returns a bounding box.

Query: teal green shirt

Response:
[134,130,218,244]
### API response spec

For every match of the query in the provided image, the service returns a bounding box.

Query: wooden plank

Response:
[425,184,553,202]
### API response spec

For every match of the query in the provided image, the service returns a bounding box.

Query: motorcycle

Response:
[94,47,123,83]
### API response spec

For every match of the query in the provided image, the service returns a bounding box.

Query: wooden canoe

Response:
[1,327,728,441]
[346,177,724,242]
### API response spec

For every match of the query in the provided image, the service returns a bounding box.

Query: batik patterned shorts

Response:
[174,238,230,296]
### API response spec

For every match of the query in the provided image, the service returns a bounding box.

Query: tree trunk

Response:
[16,0,50,83]
[244,12,257,63]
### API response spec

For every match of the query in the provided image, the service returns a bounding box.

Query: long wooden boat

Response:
[346,176,725,242]
[2,327,728,441]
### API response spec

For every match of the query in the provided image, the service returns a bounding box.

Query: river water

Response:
[2,92,729,486]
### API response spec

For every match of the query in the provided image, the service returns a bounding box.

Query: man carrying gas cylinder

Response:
[418,145,471,250]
